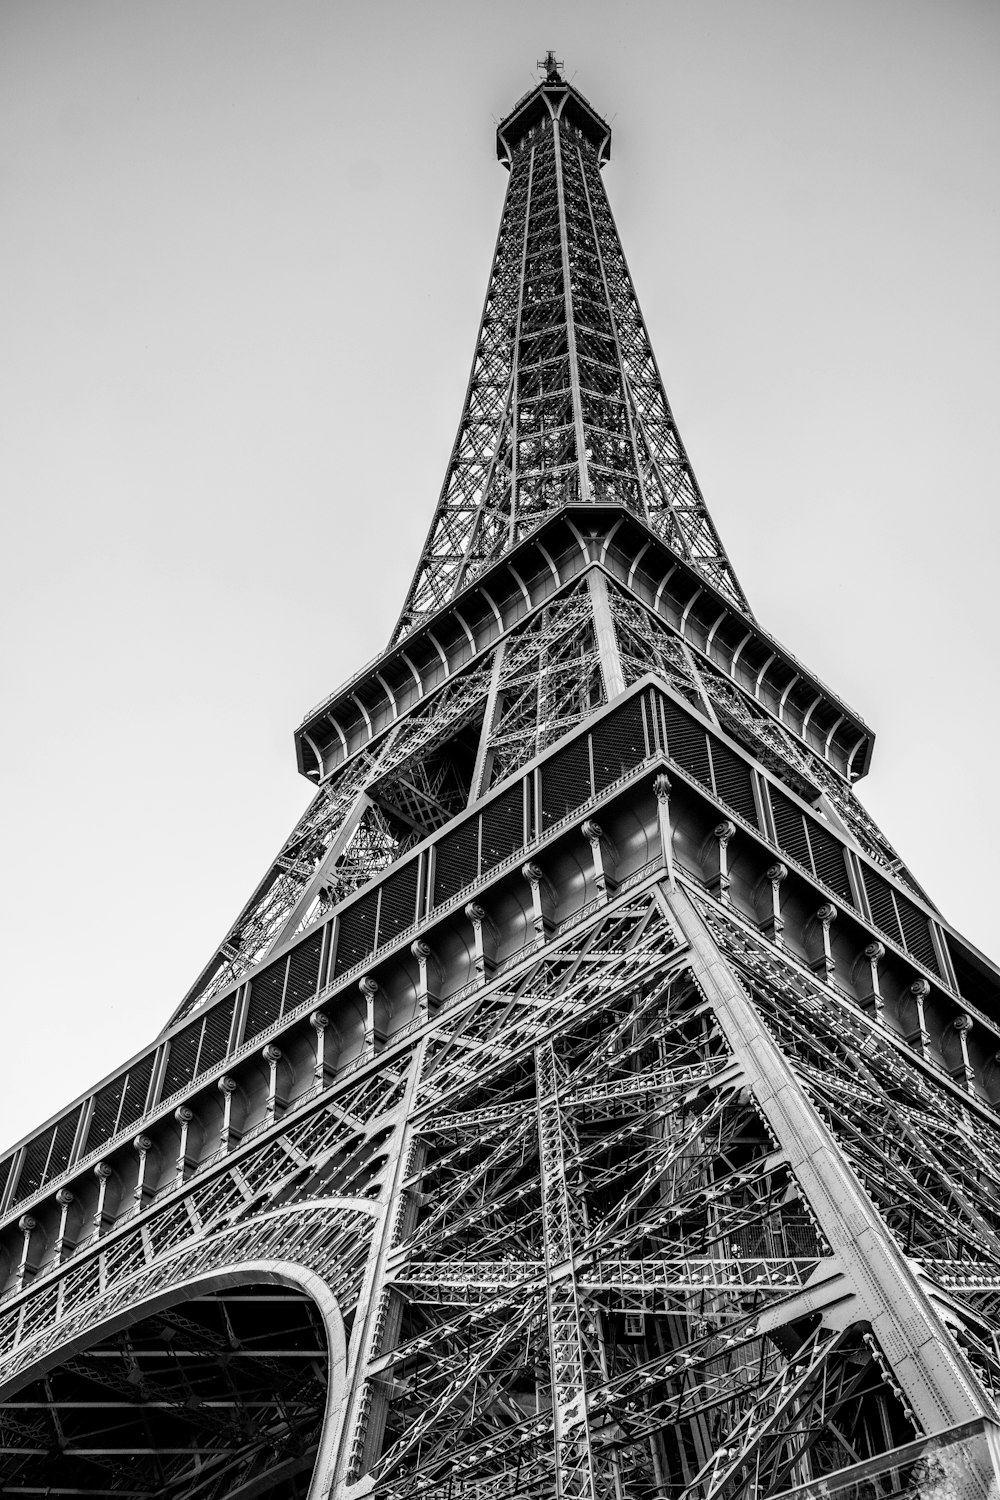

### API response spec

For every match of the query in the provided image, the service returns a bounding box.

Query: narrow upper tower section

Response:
[392,60,749,643]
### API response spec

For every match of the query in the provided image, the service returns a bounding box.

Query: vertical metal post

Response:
[587,569,627,701]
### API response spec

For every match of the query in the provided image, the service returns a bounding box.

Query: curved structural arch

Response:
[0,1256,350,1500]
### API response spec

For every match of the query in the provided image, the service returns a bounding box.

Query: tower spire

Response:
[537,49,564,81]
[392,73,750,644]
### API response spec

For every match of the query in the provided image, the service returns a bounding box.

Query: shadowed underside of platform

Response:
[0,1285,328,1500]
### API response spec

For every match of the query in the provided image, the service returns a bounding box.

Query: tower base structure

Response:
[3,645,1000,1496]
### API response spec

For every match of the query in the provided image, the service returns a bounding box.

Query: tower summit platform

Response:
[496,53,613,165]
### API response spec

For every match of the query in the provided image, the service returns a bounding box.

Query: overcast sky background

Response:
[1,0,998,1150]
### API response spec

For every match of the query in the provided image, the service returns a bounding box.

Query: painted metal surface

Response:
[3,62,1000,1500]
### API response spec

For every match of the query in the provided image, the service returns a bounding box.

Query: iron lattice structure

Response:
[2,61,1000,1500]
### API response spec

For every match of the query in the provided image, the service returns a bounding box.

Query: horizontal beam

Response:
[79,1349,322,1359]
[7,1399,315,1410]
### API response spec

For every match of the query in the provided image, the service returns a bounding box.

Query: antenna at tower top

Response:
[537,50,564,81]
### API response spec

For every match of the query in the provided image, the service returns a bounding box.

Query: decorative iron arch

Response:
[0,1200,374,1500]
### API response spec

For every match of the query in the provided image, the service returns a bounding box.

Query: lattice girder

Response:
[9,60,1000,1500]
[392,74,748,645]
[171,537,909,1028]
[169,575,609,1021]
[6,845,1000,1499]
[293,881,993,1498]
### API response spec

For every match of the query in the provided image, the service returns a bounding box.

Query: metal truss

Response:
[171,577,605,1020]
[7,61,1000,1500]
[178,623,543,1013]
[170,554,917,1030]
[480,592,604,792]
[392,70,748,644]
[319,804,424,913]
[328,884,981,1499]
[695,899,1000,1392]
[689,661,925,895]
[4,869,999,1496]
[603,579,923,892]
[0,1054,416,1498]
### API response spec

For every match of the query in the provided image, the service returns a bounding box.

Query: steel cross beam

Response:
[10,65,1000,1500]
[666,883,999,1439]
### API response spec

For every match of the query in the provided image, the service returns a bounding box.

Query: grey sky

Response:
[2,0,998,1149]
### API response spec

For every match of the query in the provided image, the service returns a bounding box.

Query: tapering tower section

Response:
[3,60,1000,1500]
[395,57,749,640]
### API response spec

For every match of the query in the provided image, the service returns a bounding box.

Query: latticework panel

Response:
[340,888,932,1499]
[320,804,423,910]
[392,83,747,643]
[9,60,1000,1500]
[483,593,605,791]
[698,897,1000,1406]
[604,575,925,893]
[5,867,1000,1498]
[173,578,609,1019]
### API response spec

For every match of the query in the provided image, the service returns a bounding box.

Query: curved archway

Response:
[0,1260,348,1500]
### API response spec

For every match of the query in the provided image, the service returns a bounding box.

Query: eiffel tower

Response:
[3,55,1000,1500]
